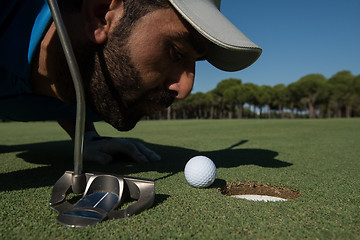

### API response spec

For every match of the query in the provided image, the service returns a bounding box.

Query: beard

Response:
[75,25,176,131]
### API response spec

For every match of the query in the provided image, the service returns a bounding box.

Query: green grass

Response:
[0,119,359,239]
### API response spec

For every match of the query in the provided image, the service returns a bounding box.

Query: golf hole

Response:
[220,182,301,202]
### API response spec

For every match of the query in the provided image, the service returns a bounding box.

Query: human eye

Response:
[169,44,184,62]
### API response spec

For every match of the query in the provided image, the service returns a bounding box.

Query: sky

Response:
[192,0,360,93]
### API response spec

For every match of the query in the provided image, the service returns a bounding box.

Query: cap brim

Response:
[168,0,262,72]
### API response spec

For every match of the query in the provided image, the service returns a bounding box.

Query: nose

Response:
[167,62,195,99]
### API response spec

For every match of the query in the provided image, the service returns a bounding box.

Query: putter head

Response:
[49,171,155,228]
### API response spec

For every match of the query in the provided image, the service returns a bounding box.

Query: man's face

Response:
[84,7,208,131]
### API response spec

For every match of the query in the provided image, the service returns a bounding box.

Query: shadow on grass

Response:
[0,139,292,192]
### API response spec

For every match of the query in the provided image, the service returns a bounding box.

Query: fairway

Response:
[0,119,359,239]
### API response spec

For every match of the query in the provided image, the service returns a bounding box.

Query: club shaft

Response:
[47,0,85,175]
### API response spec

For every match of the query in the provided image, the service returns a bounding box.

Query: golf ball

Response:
[184,156,216,188]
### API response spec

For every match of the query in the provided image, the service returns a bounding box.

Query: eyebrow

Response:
[167,32,208,59]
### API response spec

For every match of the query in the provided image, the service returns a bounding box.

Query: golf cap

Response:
[168,0,262,72]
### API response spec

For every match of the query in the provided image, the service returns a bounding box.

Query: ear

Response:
[82,0,124,44]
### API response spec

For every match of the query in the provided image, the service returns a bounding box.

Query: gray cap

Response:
[168,0,262,72]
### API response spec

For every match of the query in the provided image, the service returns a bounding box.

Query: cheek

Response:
[129,41,171,90]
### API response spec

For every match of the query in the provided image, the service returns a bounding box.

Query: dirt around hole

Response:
[220,182,301,200]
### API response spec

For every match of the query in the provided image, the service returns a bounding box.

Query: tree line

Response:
[148,70,360,120]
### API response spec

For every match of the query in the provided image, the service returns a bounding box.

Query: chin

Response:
[111,108,163,131]
[108,117,139,132]
[107,110,144,132]
[108,120,138,132]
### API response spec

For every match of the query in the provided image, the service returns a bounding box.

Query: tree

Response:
[192,92,208,118]
[223,84,249,119]
[256,85,274,118]
[213,78,242,118]
[353,75,360,117]
[328,71,356,118]
[295,74,327,118]
[203,91,216,119]
[223,87,237,119]
[287,82,302,118]
[154,71,359,120]
[272,84,288,118]
[241,83,258,118]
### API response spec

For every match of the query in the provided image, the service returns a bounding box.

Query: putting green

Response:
[0,119,359,239]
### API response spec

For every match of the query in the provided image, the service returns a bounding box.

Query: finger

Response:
[84,151,113,165]
[107,140,150,163]
[132,142,162,162]
[95,138,155,163]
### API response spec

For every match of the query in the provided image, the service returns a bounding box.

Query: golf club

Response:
[46,0,155,227]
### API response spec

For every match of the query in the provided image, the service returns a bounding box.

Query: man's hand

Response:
[83,131,161,164]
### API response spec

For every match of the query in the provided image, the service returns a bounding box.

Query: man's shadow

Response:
[0,139,292,192]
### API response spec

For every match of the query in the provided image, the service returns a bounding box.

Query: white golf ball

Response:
[184,156,216,188]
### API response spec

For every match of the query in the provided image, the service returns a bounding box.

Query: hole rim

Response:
[219,181,301,201]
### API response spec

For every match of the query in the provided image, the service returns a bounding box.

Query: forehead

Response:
[136,7,191,35]
[129,7,208,53]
